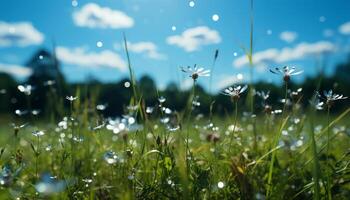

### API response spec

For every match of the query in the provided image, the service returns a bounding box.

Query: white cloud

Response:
[276,41,335,62]
[233,48,279,68]
[73,3,134,29]
[216,74,244,90]
[0,63,32,77]
[125,41,166,60]
[166,26,221,52]
[339,21,350,35]
[0,21,44,47]
[233,41,336,68]
[56,46,127,71]
[279,31,298,43]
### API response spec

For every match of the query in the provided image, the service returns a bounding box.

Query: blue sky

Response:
[0,0,350,92]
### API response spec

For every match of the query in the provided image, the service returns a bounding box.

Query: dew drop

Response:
[218,181,224,188]
[233,52,238,57]
[171,26,177,31]
[189,1,195,7]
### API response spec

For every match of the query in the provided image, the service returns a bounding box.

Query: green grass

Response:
[0,105,349,199]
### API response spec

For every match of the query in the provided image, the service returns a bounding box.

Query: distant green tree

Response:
[0,73,17,113]
[139,75,157,105]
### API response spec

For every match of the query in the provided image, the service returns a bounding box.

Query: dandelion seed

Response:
[181,65,210,81]
[66,96,78,102]
[212,14,219,22]
[39,55,44,60]
[222,85,248,101]
[189,1,195,7]
[269,66,303,82]
[233,52,238,57]
[171,26,176,31]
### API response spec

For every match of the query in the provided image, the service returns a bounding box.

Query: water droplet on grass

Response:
[218,181,224,188]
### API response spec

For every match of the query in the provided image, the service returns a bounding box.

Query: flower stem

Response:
[229,100,238,150]
[282,81,288,115]
[326,106,332,200]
